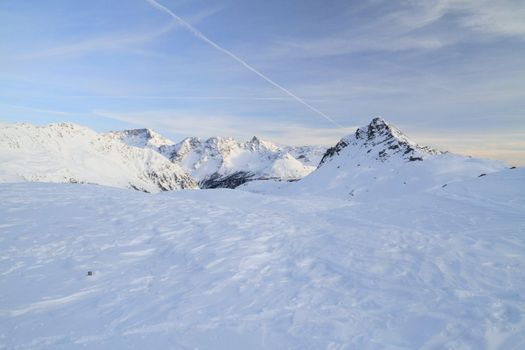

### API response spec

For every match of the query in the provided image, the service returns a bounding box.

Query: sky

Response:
[1,0,524,165]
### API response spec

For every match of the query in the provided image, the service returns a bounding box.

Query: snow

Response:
[1,167,524,348]
[1,122,326,191]
[107,128,175,150]
[242,118,507,199]
[1,118,524,348]
[168,136,324,186]
[0,123,197,192]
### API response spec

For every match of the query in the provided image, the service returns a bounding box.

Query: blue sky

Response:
[1,0,524,164]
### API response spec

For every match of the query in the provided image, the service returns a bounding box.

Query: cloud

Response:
[0,103,79,117]
[49,95,291,101]
[410,130,525,166]
[263,0,525,59]
[143,0,343,129]
[454,0,525,37]
[14,23,176,60]
[93,108,356,146]
[13,6,221,60]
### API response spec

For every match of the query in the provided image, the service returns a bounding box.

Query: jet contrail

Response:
[144,0,343,128]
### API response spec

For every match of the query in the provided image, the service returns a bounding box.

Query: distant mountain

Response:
[283,145,328,168]
[0,123,326,191]
[110,128,327,189]
[0,123,197,192]
[167,136,326,188]
[318,117,441,166]
[107,128,175,159]
[242,117,507,198]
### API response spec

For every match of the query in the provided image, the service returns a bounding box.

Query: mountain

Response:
[108,128,327,189]
[106,128,175,158]
[166,136,327,188]
[318,117,441,166]
[283,145,328,168]
[241,117,507,198]
[0,123,197,192]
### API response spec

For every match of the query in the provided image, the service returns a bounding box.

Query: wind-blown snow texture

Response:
[1,167,524,349]
[0,123,197,192]
[1,118,523,348]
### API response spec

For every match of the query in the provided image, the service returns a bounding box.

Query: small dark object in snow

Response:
[403,182,406,185]
[442,184,447,188]
[408,156,423,162]
[87,271,93,276]
[478,174,487,177]
[510,166,516,169]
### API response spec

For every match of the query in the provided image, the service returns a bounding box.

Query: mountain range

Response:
[0,123,197,193]
[241,117,507,198]
[0,118,508,193]
[1,117,523,349]
[108,129,326,189]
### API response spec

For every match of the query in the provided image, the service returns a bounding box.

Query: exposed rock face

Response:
[282,117,507,200]
[319,117,441,167]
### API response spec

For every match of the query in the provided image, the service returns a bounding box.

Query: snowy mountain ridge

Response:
[242,117,507,199]
[0,122,197,192]
[0,118,508,195]
[319,117,441,166]
[0,122,327,191]
[166,135,325,188]
[108,128,327,189]
[106,128,176,159]
[108,128,175,149]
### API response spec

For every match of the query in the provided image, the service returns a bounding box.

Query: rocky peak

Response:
[319,117,441,167]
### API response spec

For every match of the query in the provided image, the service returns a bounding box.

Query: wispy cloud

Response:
[44,95,292,101]
[455,0,525,37]
[15,23,176,60]
[413,130,525,166]
[263,0,525,59]
[0,103,79,117]
[144,0,343,129]
[93,108,356,145]
[13,6,221,60]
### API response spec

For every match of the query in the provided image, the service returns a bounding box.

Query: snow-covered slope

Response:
[243,118,507,199]
[106,128,175,158]
[283,145,327,168]
[166,136,323,188]
[107,128,327,189]
[0,123,197,192]
[1,167,524,348]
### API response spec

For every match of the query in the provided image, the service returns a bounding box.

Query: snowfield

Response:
[1,167,524,349]
[0,123,197,192]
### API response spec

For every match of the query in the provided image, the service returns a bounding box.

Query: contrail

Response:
[144,0,343,128]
